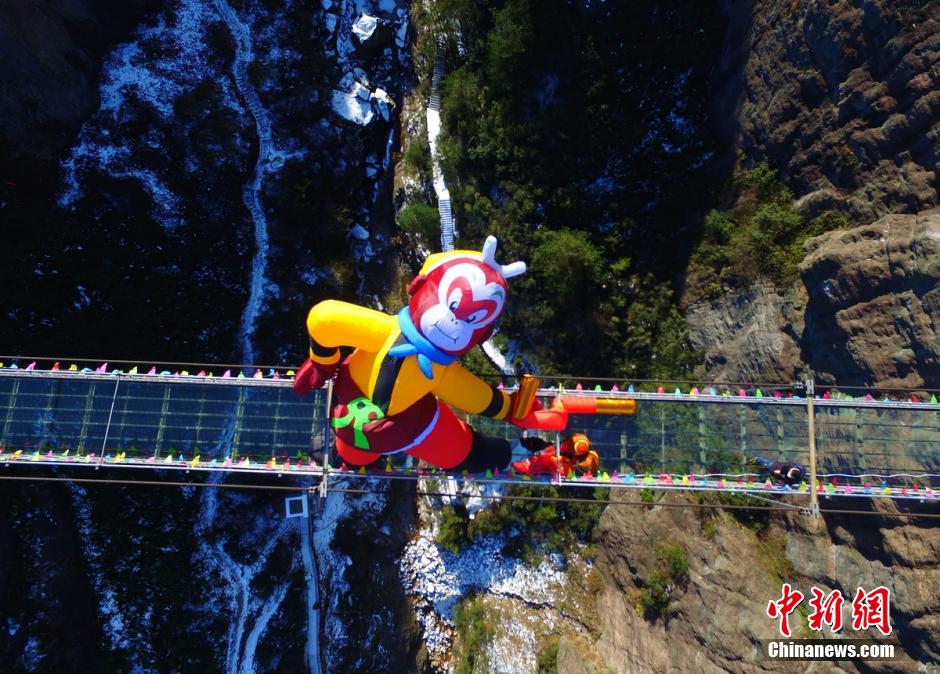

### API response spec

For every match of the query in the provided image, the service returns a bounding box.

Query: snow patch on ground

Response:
[240,581,291,673]
[425,108,450,204]
[313,479,389,663]
[485,614,547,674]
[59,146,184,229]
[399,529,567,662]
[430,475,507,521]
[21,637,43,673]
[482,338,514,376]
[402,532,567,612]
[67,484,152,672]
[195,475,297,674]
[100,40,179,119]
[59,0,238,231]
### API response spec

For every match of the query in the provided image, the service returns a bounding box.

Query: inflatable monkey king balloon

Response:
[294,236,562,472]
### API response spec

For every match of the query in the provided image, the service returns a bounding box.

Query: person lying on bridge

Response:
[751,455,806,487]
[512,433,600,477]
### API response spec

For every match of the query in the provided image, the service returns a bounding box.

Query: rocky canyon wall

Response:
[694,1,940,389]
[714,0,939,225]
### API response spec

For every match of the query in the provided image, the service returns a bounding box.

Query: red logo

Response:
[851,586,892,636]
[769,585,892,637]
[807,587,844,632]
[767,583,804,638]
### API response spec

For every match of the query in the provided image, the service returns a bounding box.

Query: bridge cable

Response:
[0,473,938,519]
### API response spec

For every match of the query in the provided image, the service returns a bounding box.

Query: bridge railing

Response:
[0,369,324,463]
[0,368,937,502]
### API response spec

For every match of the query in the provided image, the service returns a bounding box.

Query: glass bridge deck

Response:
[0,369,938,502]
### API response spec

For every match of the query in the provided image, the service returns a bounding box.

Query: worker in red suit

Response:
[512,432,600,476]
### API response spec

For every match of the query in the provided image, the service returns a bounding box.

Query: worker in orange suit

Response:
[512,432,600,476]
[293,236,567,473]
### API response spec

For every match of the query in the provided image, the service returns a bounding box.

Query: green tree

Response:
[428,0,728,379]
[396,203,441,245]
[531,229,604,309]
[504,229,605,375]
[436,505,470,554]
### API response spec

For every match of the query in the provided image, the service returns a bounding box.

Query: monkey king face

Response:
[407,256,508,356]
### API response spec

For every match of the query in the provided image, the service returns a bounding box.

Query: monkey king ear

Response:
[407,275,427,296]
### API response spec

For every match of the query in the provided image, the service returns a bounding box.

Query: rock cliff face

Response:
[687,282,807,384]
[593,499,783,674]
[800,208,940,387]
[715,0,940,225]
[695,0,940,388]
[688,208,940,388]
[586,494,938,673]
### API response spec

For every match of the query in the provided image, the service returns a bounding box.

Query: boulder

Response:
[352,14,379,43]
[331,87,374,125]
[371,87,394,122]
[800,208,940,387]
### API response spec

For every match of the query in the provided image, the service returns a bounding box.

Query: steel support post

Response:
[319,379,333,498]
[806,379,820,519]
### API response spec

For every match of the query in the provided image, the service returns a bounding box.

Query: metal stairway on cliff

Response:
[428,42,455,252]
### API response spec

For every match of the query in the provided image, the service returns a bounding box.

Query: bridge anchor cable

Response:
[99,377,121,467]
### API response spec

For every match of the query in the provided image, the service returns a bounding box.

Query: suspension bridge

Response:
[1,358,938,515]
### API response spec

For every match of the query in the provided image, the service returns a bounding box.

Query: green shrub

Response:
[732,201,804,284]
[455,597,491,674]
[737,160,793,203]
[703,208,735,244]
[536,637,560,674]
[403,139,431,175]
[758,530,796,582]
[586,566,605,595]
[715,491,769,533]
[636,542,689,622]
[637,569,672,620]
[702,518,718,541]
[436,486,607,559]
[657,542,689,580]
[691,162,855,292]
[396,203,441,244]
[807,209,849,236]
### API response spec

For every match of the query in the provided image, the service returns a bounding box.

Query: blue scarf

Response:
[388,308,457,379]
